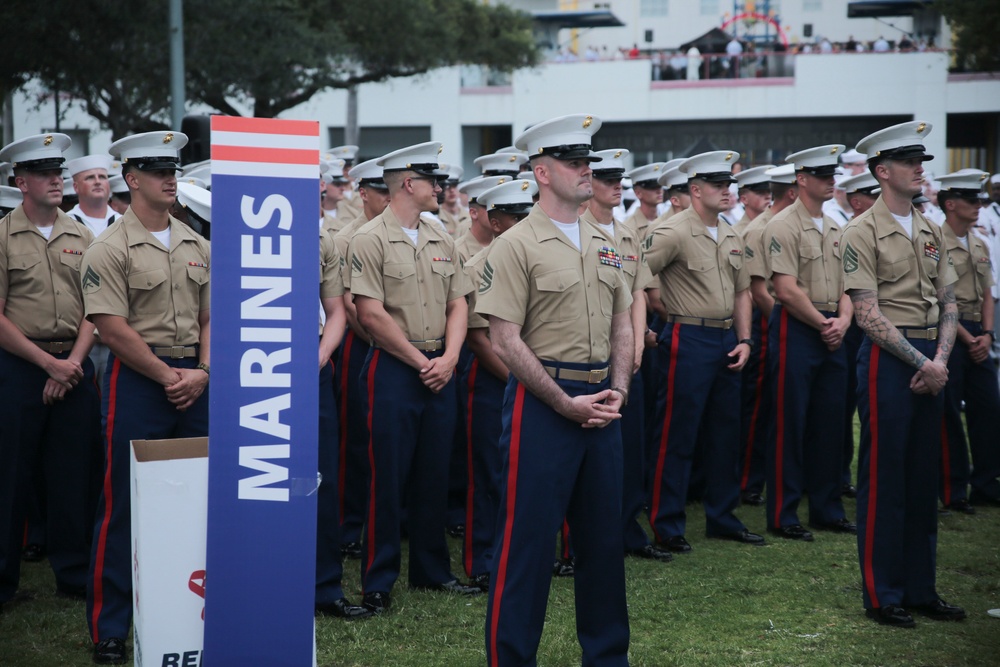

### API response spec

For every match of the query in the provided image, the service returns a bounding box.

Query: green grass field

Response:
[2,455,999,665]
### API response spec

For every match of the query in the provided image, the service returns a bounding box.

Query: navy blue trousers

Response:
[87,353,208,642]
[621,369,650,551]
[842,322,865,486]
[738,308,770,497]
[0,348,99,602]
[359,348,457,593]
[856,336,941,609]
[485,364,629,667]
[448,346,474,529]
[940,320,1000,504]
[766,306,847,529]
[316,359,347,604]
[333,328,370,547]
[460,356,504,578]
[648,323,745,541]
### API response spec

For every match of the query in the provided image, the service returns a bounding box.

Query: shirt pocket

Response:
[7,252,42,293]
[186,264,209,285]
[535,267,582,323]
[875,254,913,284]
[597,265,619,317]
[58,251,83,273]
[383,262,417,305]
[429,260,456,303]
[128,268,169,314]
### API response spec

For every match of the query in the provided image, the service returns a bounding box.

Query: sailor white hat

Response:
[62,177,76,198]
[476,179,538,213]
[109,131,187,170]
[459,175,512,204]
[324,145,359,164]
[474,152,525,176]
[176,181,212,223]
[0,133,72,171]
[764,164,797,185]
[856,120,933,162]
[736,164,777,189]
[349,158,387,190]
[591,149,630,179]
[840,148,866,164]
[514,114,602,161]
[937,169,989,197]
[108,174,130,195]
[839,172,881,195]
[785,144,845,176]
[679,150,740,183]
[376,142,446,177]
[0,185,24,210]
[627,162,666,188]
[66,154,114,177]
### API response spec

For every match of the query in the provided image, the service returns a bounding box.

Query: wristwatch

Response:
[611,386,629,407]
[986,330,997,342]
[196,362,211,376]
[739,338,754,349]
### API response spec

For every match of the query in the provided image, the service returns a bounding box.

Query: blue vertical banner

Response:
[205,116,320,665]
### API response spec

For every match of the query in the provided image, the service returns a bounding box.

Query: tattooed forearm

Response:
[849,289,929,369]
[935,285,958,363]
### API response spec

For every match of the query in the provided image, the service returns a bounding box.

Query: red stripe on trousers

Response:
[939,417,952,504]
[464,358,479,577]
[773,308,789,528]
[488,383,525,667]
[561,520,571,560]
[363,350,381,585]
[337,330,354,523]
[90,357,121,643]
[740,311,768,490]
[863,345,881,609]
[650,324,681,542]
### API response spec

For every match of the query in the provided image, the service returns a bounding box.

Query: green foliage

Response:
[936,0,1000,72]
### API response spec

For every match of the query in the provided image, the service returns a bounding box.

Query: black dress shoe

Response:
[710,529,765,546]
[470,572,490,593]
[910,598,966,621]
[627,544,673,562]
[93,637,128,664]
[943,499,976,515]
[316,597,372,619]
[769,524,814,541]
[552,559,575,577]
[21,544,45,562]
[361,591,391,615]
[740,491,765,506]
[842,483,858,499]
[341,541,362,559]
[446,524,465,539]
[866,605,915,628]
[810,518,857,534]
[659,536,692,553]
[937,506,952,517]
[417,579,482,596]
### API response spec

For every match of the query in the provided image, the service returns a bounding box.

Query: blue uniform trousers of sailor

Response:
[648,322,745,541]
[316,360,347,604]
[766,306,848,529]
[448,346,474,529]
[333,328,370,547]
[738,308,770,497]
[360,348,457,593]
[856,336,942,610]
[460,356,504,578]
[842,322,865,487]
[0,348,99,603]
[87,353,208,642]
[641,315,664,497]
[621,369,650,551]
[485,363,629,667]
[941,320,1000,504]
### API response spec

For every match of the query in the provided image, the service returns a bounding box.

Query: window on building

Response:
[640,0,669,17]
[803,0,822,10]
[700,0,719,15]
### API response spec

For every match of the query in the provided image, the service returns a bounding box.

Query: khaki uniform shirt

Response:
[842,196,957,327]
[332,214,369,290]
[81,208,210,347]
[651,205,678,229]
[764,198,844,308]
[321,212,346,236]
[440,207,472,237]
[464,245,492,330]
[734,212,754,237]
[625,208,656,241]
[454,231,487,266]
[337,193,362,223]
[348,205,472,341]
[475,204,632,364]
[645,207,750,320]
[0,207,94,340]
[319,226,346,335]
[942,222,993,315]
[581,209,653,295]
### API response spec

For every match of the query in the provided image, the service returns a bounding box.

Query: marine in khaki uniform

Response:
[843,121,965,628]
[650,162,689,230]
[478,114,632,667]
[330,157,390,560]
[459,178,537,592]
[624,162,664,239]
[325,145,362,223]
[645,150,761,553]
[321,157,349,233]
[454,176,510,265]
[438,164,470,236]
[82,131,211,664]
[348,142,478,615]
[0,133,100,615]
[733,165,775,235]
[935,169,1000,511]
[763,145,855,542]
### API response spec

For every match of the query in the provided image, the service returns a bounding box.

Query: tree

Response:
[2,0,539,139]
[935,0,1000,72]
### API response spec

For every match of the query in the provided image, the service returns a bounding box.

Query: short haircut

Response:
[770,182,796,200]
[382,170,407,194]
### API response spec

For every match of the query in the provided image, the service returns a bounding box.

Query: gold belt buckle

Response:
[588,368,604,384]
[169,345,186,359]
[927,327,938,339]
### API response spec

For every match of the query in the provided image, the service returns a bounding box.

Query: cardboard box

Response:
[130,437,208,667]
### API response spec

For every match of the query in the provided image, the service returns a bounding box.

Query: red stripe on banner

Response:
[939,417,952,504]
[488,382,525,667]
[649,324,681,542]
[363,350,381,584]
[211,116,319,136]
[740,312,768,490]
[90,357,121,643]
[337,331,354,523]
[773,309,789,528]
[464,358,479,578]
[212,145,319,166]
[863,345,881,609]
